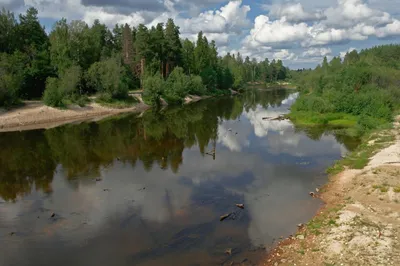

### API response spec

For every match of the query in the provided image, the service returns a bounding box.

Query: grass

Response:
[394,187,400,193]
[287,111,358,128]
[327,131,395,175]
[95,95,139,108]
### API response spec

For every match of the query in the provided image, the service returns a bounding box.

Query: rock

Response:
[297,223,304,228]
[103,189,110,191]
[95,178,102,182]
[225,248,232,255]
[297,234,305,240]
[228,128,232,131]
[116,157,120,161]
[51,213,56,218]
[309,192,315,197]
[10,232,15,236]
[220,213,231,221]
[316,188,320,192]
[274,262,278,266]
[235,203,245,209]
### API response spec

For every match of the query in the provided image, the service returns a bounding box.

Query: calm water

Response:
[0,89,359,266]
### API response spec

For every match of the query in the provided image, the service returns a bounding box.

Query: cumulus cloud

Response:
[248,15,309,45]
[302,47,332,57]
[269,3,326,23]
[179,0,250,35]
[241,0,400,63]
[376,19,400,38]
[323,0,392,28]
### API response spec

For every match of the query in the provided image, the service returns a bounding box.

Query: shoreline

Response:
[0,101,151,132]
[263,116,400,265]
[0,94,219,132]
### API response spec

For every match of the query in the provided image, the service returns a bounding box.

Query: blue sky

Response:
[3,0,400,69]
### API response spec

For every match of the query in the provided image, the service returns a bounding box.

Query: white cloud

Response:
[303,47,332,57]
[248,15,309,45]
[273,49,297,60]
[269,3,326,23]
[324,0,392,28]
[376,19,400,38]
[179,0,250,35]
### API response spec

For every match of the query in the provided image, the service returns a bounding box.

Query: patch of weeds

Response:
[394,187,400,193]
[324,263,335,266]
[297,249,305,255]
[380,187,389,193]
[328,219,337,226]
[373,184,390,193]
[312,248,320,252]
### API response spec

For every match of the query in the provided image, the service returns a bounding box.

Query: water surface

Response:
[0,89,358,266]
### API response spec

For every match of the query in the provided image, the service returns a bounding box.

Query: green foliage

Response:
[200,67,217,91]
[86,56,128,99]
[188,75,206,95]
[292,44,400,135]
[142,74,164,106]
[0,7,290,108]
[0,52,26,107]
[43,65,82,108]
[43,77,65,107]
[164,67,190,104]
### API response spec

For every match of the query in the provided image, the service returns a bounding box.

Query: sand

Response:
[262,116,400,266]
[0,101,150,132]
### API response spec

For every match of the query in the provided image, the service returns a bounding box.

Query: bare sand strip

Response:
[0,101,150,132]
[263,117,400,266]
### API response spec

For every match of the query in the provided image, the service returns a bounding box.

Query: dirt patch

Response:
[0,101,150,132]
[262,116,400,266]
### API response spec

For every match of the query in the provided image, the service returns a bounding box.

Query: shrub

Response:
[188,75,206,95]
[43,77,65,107]
[86,57,129,99]
[163,67,190,104]
[142,74,164,106]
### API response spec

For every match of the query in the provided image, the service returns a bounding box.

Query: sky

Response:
[2,0,400,68]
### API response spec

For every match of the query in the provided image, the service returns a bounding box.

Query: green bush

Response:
[163,67,190,104]
[142,74,164,106]
[86,56,129,99]
[292,95,334,113]
[43,77,65,108]
[188,75,206,95]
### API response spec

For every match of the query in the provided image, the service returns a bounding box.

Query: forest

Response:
[0,7,289,108]
[289,44,400,135]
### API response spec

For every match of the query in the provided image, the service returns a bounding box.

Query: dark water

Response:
[0,89,359,266]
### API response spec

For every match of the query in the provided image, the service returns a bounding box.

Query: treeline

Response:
[0,7,289,108]
[290,44,400,134]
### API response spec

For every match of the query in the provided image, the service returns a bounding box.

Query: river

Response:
[0,89,359,266]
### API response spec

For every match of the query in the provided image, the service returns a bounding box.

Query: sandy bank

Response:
[263,116,400,266]
[0,101,150,132]
[0,93,227,132]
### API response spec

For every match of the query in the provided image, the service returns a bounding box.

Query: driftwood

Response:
[220,213,231,221]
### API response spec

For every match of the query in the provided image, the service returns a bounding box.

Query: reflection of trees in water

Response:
[0,89,303,201]
[293,125,361,151]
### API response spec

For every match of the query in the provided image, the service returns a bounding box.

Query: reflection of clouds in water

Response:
[0,91,352,264]
[217,124,250,152]
[281,92,299,105]
[244,105,293,137]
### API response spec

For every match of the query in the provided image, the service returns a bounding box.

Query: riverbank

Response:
[0,101,151,132]
[0,93,229,132]
[263,116,400,266]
